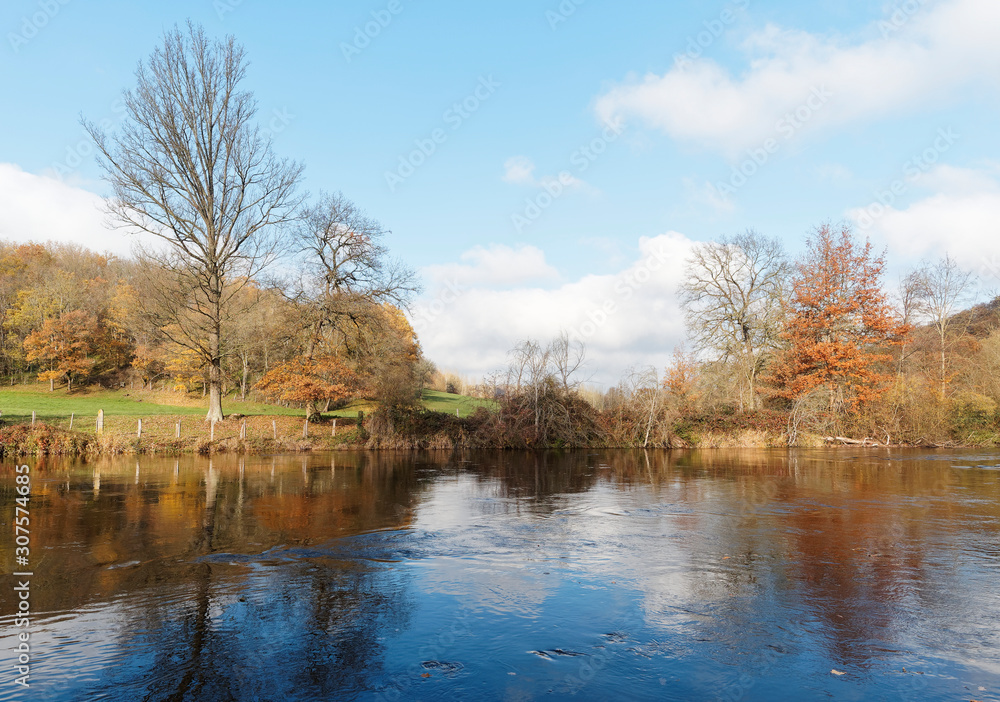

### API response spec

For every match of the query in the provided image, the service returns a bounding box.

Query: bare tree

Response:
[679,230,789,410]
[549,330,586,392]
[910,255,976,398]
[625,366,661,448]
[896,270,927,378]
[85,23,303,421]
[295,191,419,359]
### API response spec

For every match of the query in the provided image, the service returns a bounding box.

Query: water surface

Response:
[1,449,999,700]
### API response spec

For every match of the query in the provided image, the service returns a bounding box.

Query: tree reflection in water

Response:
[0,449,997,701]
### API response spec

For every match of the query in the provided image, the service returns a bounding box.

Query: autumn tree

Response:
[680,230,789,410]
[255,355,360,420]
[24,311,98,392]
[86,23,303,422]
[340,304,423,409]
[224,285,297,401]
[663,346,700,411]
[768,224,908,417]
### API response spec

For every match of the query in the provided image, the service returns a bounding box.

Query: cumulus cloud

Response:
[595,0,1000,156]
[411,233,694,387]
[848,165,1000,277]
[0,163,135,256]
[422,243,560,289]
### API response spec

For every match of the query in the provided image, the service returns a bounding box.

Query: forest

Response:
[3,220,999,452]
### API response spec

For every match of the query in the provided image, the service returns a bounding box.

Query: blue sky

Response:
[2,0,999,384]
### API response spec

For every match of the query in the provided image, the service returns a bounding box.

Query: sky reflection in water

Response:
[1,449,999,701]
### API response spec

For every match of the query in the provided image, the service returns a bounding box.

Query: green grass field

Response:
[0,383,492,427]
[420,389,495,416]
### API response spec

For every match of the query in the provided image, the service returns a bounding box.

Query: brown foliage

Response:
[767,224,908,413]
[254,355,361,418]
[24,310,99,391]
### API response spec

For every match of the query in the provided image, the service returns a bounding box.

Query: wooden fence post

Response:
[137,418,142,438]
[69,412,75,430]
[303,419,309,439]
[240,421,246,440]
[332,418,337,436]
[176,421,181,439]
[210,421,215,441]
[31,411,36,427]
[272,420,277,440]
[97,409,104,434]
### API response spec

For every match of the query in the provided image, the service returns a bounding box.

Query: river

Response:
[1,449,998,700]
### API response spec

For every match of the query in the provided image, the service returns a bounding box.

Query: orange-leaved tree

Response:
[663,346,700,411]
[254,355,361,420]
[768,224,908,414]
[24,310,98,392]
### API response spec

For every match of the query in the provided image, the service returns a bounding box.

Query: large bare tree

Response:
[86,23,303,421]
[679,230,789,410]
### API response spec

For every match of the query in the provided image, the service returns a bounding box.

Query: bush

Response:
[950,391,998,437]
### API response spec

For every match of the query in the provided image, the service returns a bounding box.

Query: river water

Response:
[1,449,999,700]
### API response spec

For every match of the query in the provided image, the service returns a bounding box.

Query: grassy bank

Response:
[0,384,494,456]
[2,384,995,456]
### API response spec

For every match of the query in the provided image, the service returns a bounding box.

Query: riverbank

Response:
[0,386,494,456]
[2,384,997,456]
[3,415,993,457]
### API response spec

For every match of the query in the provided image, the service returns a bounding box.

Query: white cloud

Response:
[502,155,588,191]
[411,233,694,387]
[502,156,537,185]
[422,243,560,289]
[0,163,135,256]
[595,0,1000,156]
[848,165,1000,277]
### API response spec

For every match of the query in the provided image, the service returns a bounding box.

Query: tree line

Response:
[467,224,998,448]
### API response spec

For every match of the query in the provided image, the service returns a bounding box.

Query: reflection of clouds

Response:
[413,476,705,626]
[414,477,557,615]
[13,450,1000,698]
[0,604,122,700]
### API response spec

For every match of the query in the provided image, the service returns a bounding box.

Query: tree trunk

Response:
[240,352,249,402]
[940,331,947,399]
[306,399,321,421]
[206,319,224,422]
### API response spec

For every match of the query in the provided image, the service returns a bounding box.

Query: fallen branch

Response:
[824,436,883,446]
